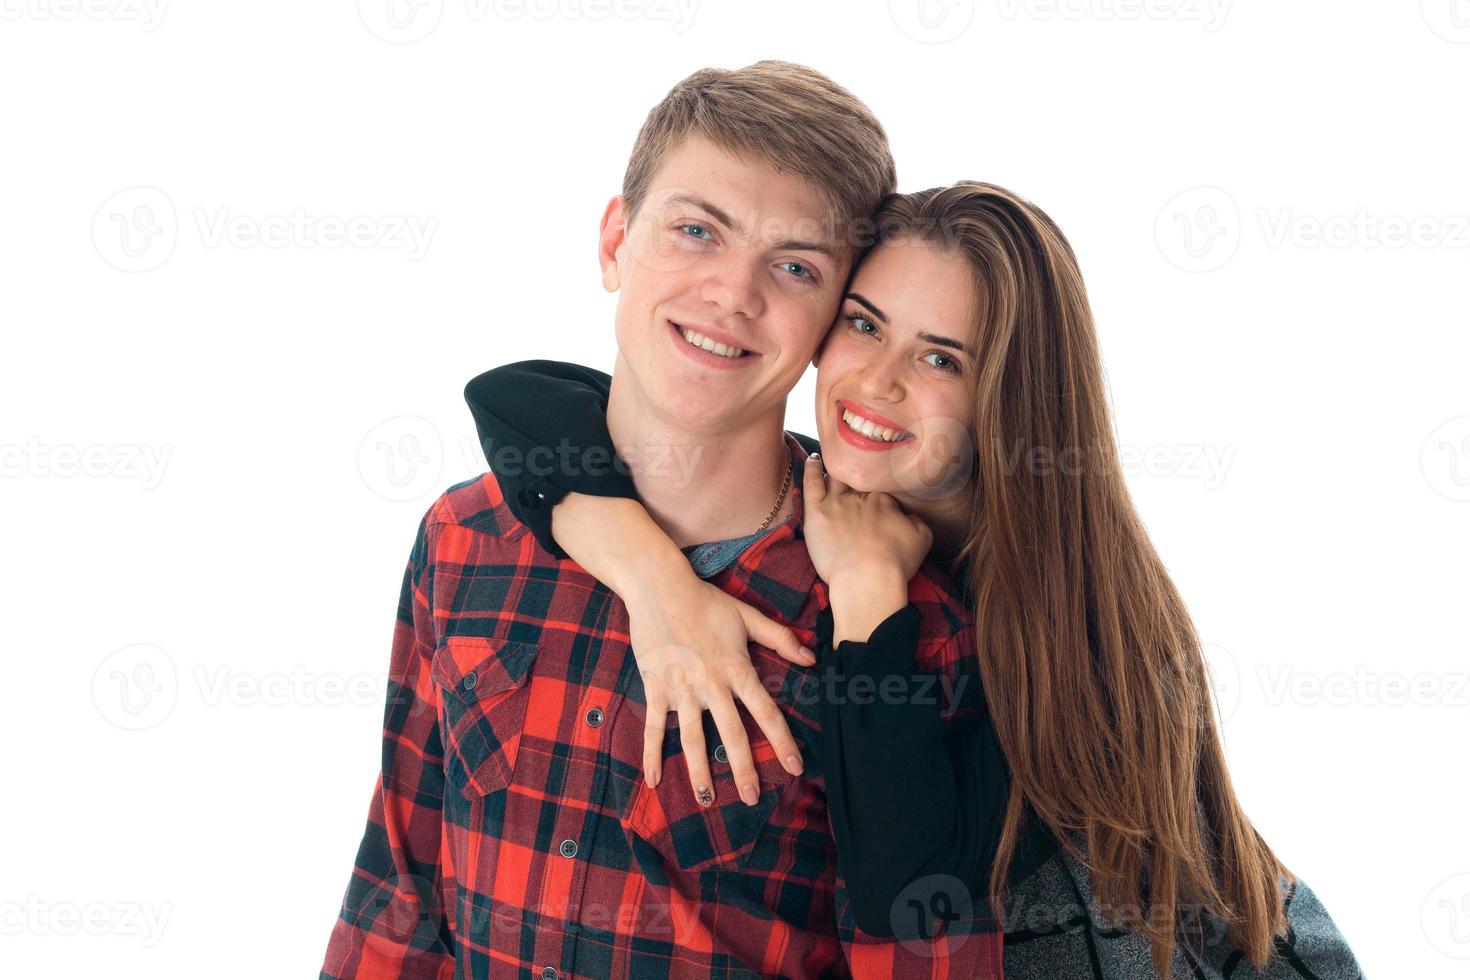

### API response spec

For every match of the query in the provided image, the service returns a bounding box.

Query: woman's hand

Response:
[549,492,814,808]
[622,575,813,808]
[802,454,932,644]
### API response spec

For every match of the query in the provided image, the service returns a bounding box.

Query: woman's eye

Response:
[846,314,878,336]
[778,260,814,280]
[923,351,961,374]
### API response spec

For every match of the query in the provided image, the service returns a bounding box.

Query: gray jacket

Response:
[1001,846,1365,979]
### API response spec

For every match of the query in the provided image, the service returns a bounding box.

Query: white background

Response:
[2,1,1467,977]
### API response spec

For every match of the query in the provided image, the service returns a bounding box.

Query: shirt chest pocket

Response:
[430,636,539,799]
[620,708,800,875]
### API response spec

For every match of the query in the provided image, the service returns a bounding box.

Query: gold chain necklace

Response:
[755,439,792,533]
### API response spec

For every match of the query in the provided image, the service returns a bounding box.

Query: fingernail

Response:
[808,452,820,459]
[785,753,804,775]
[696,786,713,807]
[740,783,758,806]
[645,767,656,788]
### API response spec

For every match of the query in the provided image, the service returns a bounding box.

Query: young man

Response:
[321,62,999,979]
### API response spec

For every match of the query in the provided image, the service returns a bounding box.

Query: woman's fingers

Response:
[705,694,760,807]
[642,688,668,789]
[912,515,934,546]
[729,668,805,778]
[676,697,715,807]
[803,454,826,505]
[738,600,815,666]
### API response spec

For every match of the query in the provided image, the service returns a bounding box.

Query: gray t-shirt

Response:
[680,457,797,578]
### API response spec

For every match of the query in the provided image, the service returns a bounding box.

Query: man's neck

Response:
[605,366,793,550]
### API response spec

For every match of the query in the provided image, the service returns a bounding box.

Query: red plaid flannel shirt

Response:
[321,434,1003,979]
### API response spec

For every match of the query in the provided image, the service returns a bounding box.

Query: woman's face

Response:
[812,237,979,514]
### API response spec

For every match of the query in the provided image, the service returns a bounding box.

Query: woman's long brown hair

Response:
[870,183,1293,975]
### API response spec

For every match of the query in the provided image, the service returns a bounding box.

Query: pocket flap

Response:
[431,635,538,704]
[430,636,540,799]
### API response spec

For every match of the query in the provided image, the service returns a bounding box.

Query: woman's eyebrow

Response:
[847,292,887,323]
[848,292,973,356]
[918,332,972,356]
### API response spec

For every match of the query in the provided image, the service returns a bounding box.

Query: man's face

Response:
[599,134,850,433]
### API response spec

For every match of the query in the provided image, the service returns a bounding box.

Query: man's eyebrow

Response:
[774,237,839,260]
[847,291,973,357]
[666,194,746,237]
[665,193,839,262]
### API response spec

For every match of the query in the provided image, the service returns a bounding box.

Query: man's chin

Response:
[645,376,754,431]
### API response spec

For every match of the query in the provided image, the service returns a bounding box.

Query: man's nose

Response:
[699,254,764,321]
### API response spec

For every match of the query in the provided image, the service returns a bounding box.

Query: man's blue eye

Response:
[680,224,711,240]
[780,261,813,279]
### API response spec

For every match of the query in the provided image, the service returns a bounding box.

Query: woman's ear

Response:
[598,195,627,293]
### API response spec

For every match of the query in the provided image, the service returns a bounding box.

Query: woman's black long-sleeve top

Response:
[463,359,1060,936]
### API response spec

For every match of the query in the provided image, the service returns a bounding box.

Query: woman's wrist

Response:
[826,568,910,646]
[551,493,693,602]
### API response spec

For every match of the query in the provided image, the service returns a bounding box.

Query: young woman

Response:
[464,183,1364,979]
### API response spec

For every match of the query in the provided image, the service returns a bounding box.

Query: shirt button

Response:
[713,744,727,764]
[462,671,477,691]
[558,839,578,859]
[541,968,558,980]
[585,707,604,728]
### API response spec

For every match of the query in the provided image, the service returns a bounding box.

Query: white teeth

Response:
[678,325,745,358]
[842,408,904,443]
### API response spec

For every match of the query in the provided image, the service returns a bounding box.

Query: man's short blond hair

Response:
[621,61,896,251]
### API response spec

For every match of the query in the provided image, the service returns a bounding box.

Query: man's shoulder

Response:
[422,470,533,546]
